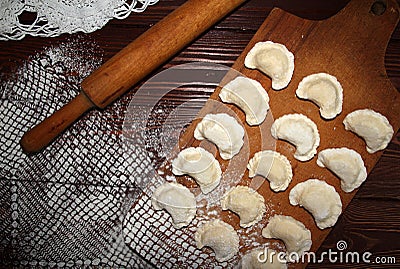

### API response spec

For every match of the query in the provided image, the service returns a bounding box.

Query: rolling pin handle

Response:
[20,92,95,153]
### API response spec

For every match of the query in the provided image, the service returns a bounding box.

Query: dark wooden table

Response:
[1,0,399,268]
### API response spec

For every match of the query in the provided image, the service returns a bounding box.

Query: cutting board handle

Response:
[326,0,399,64]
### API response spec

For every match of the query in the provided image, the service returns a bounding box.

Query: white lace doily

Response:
[0,0,159,40]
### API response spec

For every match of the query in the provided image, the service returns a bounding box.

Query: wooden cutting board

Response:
[170,0,400,267]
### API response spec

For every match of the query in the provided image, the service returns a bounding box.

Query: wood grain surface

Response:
[1,0,399,268]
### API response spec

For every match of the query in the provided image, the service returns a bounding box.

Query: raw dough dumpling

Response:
[245,41,294,90]
[220,186,266,228]
[151,182,196,229]
[271,114,320,161]
[194,113,245,160]
[238,247,287,269]
[195,219,240,262]
[317,147,367,193]
[219,76,270,126]
[296,73,343,119]
[343,109,394,153]
[172,147,221,194]
[262,215,312,260]
[247,150,292,192]
[289,179,342,229]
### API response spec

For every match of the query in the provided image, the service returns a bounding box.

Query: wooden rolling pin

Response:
[20,0,247,153]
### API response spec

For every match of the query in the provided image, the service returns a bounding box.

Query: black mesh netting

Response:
[0,41,156,268]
